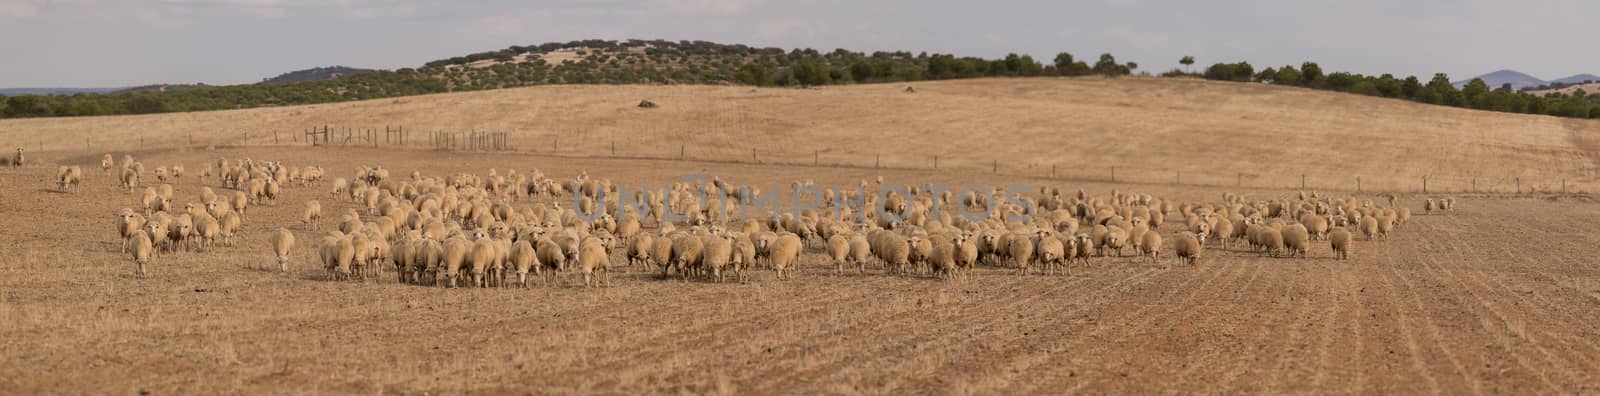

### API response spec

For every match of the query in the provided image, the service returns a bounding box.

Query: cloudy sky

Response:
[1,0,1595,87]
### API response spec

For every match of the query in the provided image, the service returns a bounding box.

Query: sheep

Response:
[56,166,82,192]
[219,211,241,246]
[730,236,756,283]
[467,237,498,287]
[270,228,295,272]
[628,233,654,270]
[1359,216,1379,241]
[193,214,220,250]
[1300,214,1328,241]
[117,209,145,253]
[1329,227,1353,260]
[154,166,169,184]
[1072,233,1094,266]
[131,231,154,276]
[1424,199,1435,215]
[167,215,195,253]
[171,164,184,180]
[120,167,141,192]
[1140,231,1163,264]
[769,233,804,280]
[954,233,979,276]
[1008,234,1036,275]
[303,200,322,230]
[1397,208,1412,226]
[320,234,354,280]
[101,154,114,174]
[702,236,734,283]
[578,237,610,287]
[669,234,704,280]
[144,220,168,258]
[1101,226,1128,257]
[536,237,567,283]
[1174,231,1202,266]
[440,237,473,287]
[826,235,851,275]
[848,233,872,274]
[510,240,539,287]
[232,191,249,216]
[649,234,674,277]
[1281,224,1310,258]
[1033,232,1065,275]
[929,237,958,279]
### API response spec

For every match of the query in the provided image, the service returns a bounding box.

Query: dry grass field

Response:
[3,79,1600,394]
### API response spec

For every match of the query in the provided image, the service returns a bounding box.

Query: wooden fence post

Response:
[1111,167,1116,182]
[1422,175,1428,193]
[1357,176,1362,193]
[1516,177,1521,194]
[992,160,997,174]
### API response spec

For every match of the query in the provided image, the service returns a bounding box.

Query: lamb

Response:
[1281,224,1310,258]
[578,237,611,287]
[1140,231,1163,264]
[303,200,322,230]
[270,228,295,272]
[1329,227,1353,260]
[131,231,154,276]
[56,166,82,192]
[826,234,851,275]
[768,233,805,280]
[1174,231,1202,266]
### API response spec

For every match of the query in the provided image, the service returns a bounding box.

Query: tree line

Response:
[1189,59,1600,119]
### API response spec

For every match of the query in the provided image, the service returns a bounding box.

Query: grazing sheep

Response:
[270,228,295,272]
[131,231,154,276]
[826,235,851,275]
[1329,227,1353,260]
[1281,224,1310,258]
[769,233,804,280]
[1174,231,1202,266]
[1140,231,1163,264]
[578,237,611,287]
[320,235,355,280]
[303,200,322,230]
[536,238,568,282]
[848,234,872,274]
[467,238,498,287]
[510,240,539,287]
[440,237,473,287]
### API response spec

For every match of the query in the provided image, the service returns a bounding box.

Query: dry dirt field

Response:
[3,79,1600,394]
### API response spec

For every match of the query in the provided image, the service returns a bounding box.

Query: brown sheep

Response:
[1329,227,1353,260]
[1140,231,1163,264]
[270,228,295,272]
[769,233,805,280]
[1174,231,1202,266]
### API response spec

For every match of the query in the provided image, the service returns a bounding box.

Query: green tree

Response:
[1300,62,1324,86]
[734,63,772,86]
[1179,55,1195,73]
[1053,52,1076,73]
[1274,66,1301,86]
[790,61,831,87]
[1093,53,1127,77]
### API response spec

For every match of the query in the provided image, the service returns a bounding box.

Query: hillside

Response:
[260,66,376,84]
[2,77,1596,192]
[1525,82,1600,97]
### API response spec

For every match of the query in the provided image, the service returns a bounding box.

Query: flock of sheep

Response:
[63,151,1460,287]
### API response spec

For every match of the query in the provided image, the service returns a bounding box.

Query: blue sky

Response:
[1,0,1595,87]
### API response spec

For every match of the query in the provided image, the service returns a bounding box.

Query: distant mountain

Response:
[0,87,124,96]
[1550,74,1600,85]
[261,66,375,85]
[1453,69,1547,90]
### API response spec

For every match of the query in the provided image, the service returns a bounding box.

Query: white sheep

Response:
[131,231,154,276]
[1329,227,1352,260]
[303,200,322,230]
[270,228,295,272]
[56,166,82,192]
[1140,231,1163,264]
[578,236,611,287]
[769,233,804,280]
[1174,231,1202,266]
